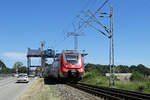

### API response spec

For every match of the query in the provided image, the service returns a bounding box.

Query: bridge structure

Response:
[27,48,55,76]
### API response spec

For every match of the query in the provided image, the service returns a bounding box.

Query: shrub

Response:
[130,72,148,82]
[137,85,145,92]
[146,82,150,88]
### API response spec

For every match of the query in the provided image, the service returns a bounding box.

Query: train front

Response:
[61,50,84,81]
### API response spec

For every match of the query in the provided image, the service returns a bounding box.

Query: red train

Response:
[43,50,84,81]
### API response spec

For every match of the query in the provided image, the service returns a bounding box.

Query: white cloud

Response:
[1,52,26,60]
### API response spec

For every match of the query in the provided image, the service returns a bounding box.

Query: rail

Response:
[67,82,150,100]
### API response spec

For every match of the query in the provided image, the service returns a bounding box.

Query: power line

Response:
[77,0,115,88]
[75,0,110,32]
[67,32,84,50]
[81,0,91,11]
[97,0,109,12]
[51,0,103,50]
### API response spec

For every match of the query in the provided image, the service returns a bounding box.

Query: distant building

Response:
[106,73,132,81]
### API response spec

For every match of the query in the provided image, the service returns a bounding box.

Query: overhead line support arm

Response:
[77,15,110,38]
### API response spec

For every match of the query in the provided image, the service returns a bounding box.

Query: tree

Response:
[130,64,150,76]
[13,62,23,73]
[13,62,23,69]
[0,60,6,69]
[130,71,148,82]
[18,66,27,73]
[130,65,138,72]
[115,65,130,73]
[137,64,150,76]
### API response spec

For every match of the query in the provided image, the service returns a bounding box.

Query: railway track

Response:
[67,82,150,100]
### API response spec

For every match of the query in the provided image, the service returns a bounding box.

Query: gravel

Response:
[51,84,103,100]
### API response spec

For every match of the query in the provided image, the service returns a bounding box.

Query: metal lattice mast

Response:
[67,32,81,50]
[41,41,45,77]
[111,5,115,87]
[77,0,115,88]
[109,5,115,87]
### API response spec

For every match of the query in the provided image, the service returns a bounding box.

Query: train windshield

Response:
[65,54,78,64]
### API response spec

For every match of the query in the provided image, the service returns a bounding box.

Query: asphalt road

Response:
[0,76,36,100]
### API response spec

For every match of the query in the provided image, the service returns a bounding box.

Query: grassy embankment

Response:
[20,78,60,100]
[80,71,150,93]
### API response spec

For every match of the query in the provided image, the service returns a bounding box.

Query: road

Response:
[0,76,36,100]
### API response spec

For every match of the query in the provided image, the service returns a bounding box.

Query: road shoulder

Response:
[19,78,60,100]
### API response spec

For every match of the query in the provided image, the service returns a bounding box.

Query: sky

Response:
[0,0,150,68]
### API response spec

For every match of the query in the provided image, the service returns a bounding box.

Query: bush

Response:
[80,70,109,86]
[137,85,145,92]
[82,70,100,81]
[130,72,148,82]
[146,82,150,88]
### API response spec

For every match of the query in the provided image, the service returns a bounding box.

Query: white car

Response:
[17,74,29,83]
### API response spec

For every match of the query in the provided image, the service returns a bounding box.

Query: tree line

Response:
[85,63,150,76]
[0,60,27,74]
[1,59,150,76]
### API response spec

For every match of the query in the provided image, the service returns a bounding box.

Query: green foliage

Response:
[18,66,27,73]
[115,81,138,91]
[0,67,16,74]
[0,60,6,69]
[85,63,109,75]
[130,64,150,76]
[115,65,130,73]
[13,62,23,69]
[0,61,27,74]
[137,85,145,92]
[81,70,109,86]
[130,72,149,82]
[82,63,150,93]
[13,62,27,73]
[146,82,150,88]
[85,63,150,76]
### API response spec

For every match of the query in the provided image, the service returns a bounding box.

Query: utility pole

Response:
[77,0,115,88]
[67,32,82,50]
[41,41,45,77]
[109,5,115,87]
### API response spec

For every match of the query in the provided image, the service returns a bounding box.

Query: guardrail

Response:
[0,74,12,80]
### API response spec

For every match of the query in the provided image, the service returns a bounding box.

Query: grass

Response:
[20,78,60,100]
[80,71,109,87]
[115,81,150,93]
[80,71,150,93]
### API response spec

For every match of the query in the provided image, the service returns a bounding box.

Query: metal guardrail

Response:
[0,74,11,77]
[67,82,150,100]
[0,74,12,80]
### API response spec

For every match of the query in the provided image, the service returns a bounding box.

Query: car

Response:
[28,74,35,78]
[17,74,29,83]
[12,73,18,77]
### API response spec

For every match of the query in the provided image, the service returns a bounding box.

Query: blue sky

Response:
[0,0,150,68]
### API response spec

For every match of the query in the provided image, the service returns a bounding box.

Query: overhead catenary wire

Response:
[97,0,109,12]
[50,0,107,50]
[76,0,110,32]
[51,0,97,50]
[78,1,115,88]
[48,0,109,49]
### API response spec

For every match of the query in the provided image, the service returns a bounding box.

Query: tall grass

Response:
[81,71,150,93]
[80,70,109,87]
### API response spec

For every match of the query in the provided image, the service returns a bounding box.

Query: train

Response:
[43,50,84,81]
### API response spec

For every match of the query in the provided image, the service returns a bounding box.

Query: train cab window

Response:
[65,54,78,64]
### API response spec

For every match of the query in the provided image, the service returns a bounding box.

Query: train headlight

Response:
[81,68,83,72]
[65,64,68,68]
[78,60,81,67]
